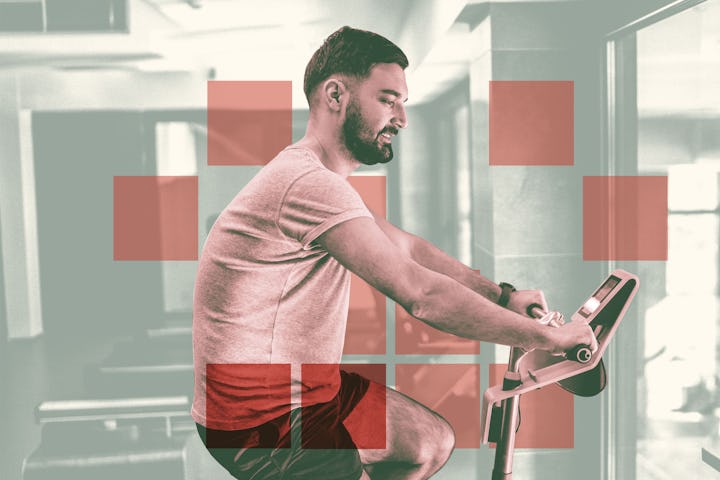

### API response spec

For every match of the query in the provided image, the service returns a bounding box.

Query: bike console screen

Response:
[577,275,620,319]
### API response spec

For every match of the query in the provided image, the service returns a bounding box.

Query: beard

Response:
[342,101,395,165]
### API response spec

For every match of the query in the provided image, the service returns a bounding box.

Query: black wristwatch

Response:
[497,282,516,307]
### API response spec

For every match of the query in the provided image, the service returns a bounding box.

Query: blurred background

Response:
[0,0,719,478]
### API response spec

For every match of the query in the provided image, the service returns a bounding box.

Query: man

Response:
[192,26,596,480]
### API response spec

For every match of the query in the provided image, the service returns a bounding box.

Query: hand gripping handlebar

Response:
[526,303,593,364]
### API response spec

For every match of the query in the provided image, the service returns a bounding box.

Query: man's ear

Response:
[321,78,347,111]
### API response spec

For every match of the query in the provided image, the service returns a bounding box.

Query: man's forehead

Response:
[363,63,409,100]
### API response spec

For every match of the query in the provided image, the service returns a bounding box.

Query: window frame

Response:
[602,1,709,479]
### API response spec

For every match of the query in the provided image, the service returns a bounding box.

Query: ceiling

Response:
[0,0,717,112]
[0,0,474,107]
[140,0,415,76]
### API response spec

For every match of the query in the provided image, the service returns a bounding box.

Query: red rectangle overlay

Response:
[489,363,574,448]
[396,364,480,448]
[302,364,386,449]
[113,176,198,260]
[583,176,668,261]
[348,176,386,216]
[207,81,292,166]
[490,80,574,166]
[344,176,387,354]
[205,363,291,448]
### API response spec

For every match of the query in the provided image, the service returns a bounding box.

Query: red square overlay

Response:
[302,364,386,449]
[395,364,480,448]
[489,364,573,448]
[113,176,198,261]
[205,363,291,448]
[343,176,387,354]
[489,80,573,166]
[207,81,292,166]
[395,304,480,354]
[583,176,668,261]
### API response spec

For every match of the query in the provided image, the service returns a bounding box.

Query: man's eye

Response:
[381,98,395,107]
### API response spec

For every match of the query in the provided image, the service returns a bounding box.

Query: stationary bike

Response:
[480,270,640,479]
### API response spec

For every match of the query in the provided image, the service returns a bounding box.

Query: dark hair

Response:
[303,26,409,103]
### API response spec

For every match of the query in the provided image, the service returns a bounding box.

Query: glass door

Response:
[607,1,720,477]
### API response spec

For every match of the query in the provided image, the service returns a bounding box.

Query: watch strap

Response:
[497,282,516,307]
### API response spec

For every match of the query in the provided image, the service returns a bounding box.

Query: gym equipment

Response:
[85,327,193,397]
[23,396,194,480]
[481,269,639,480]
[24,323,198,480]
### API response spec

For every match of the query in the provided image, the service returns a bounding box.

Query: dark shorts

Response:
[197,370,371,480]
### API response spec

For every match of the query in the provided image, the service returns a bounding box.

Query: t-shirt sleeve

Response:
[277,168,373,248]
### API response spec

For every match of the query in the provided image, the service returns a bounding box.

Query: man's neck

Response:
[296,125,360,178]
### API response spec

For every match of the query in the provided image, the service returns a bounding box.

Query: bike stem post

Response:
[492,346,527,480]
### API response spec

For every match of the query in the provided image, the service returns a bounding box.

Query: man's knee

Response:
[436,416,456,463]
[417,414,455,468]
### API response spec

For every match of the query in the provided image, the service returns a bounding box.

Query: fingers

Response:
[587,325,599,352]
[547,321,598,357]
[574,319,598,352]
[572,321,598,355]
[507,289,549,317]
[538,310,564,327]
[508,289,598,356]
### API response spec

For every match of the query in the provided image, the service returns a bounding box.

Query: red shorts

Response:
[197,370,381,480]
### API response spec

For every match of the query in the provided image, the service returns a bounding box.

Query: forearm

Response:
[409,235,501,301]
[407,268,551,351]
[317,216,578,353]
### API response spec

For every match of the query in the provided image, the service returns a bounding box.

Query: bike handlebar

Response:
[526,303,593,364]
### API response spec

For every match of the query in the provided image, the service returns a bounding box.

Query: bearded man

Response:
[192,26,596,480]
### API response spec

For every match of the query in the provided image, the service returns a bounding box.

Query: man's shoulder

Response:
[263,146,353,191]
[270,146,318,167]
[260,146,324,181]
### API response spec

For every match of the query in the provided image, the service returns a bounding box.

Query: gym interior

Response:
[0,0,718,478]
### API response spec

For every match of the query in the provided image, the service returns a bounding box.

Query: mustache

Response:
[381,126,399,136]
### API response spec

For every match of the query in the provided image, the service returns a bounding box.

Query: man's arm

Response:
[316,216,596,353]
[371,212,539,315]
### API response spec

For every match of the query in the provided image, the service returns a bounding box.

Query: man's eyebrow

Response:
[379,89,409,103]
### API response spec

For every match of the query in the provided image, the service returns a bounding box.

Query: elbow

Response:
[407,298,426,320]
[405,283,436,322]
[394,262,445,323]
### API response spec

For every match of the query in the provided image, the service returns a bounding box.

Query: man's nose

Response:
[393,103,408,129]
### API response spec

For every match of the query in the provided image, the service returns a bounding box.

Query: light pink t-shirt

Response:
[191,146,373,430]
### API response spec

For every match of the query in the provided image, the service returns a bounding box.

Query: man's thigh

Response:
[198,371,371,480]
[198,415,365,480]
[343,380,455,466]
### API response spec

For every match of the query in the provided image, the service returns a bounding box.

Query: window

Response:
[607,1,720,477]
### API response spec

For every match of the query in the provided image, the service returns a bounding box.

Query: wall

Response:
[467,4,609,478]
[0,67,209,337]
